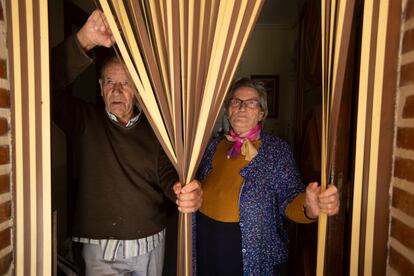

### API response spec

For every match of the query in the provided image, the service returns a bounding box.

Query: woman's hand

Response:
[304,182,340,219]
[173,180,203,213]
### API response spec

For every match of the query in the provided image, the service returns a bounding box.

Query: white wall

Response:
[233,24,298,145]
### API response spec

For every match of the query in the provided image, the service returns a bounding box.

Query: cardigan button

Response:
[242,249,247,253]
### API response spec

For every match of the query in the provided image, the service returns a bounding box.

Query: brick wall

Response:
[388,0,414,275]
[0,0,12,275]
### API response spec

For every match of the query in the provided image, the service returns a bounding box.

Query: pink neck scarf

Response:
[225,124,261,160]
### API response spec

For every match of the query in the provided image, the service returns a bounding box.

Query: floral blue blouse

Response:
[195,131,305,275]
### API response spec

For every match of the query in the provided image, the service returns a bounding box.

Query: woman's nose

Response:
[238,104,246,111]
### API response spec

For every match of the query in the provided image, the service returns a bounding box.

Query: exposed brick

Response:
[0,89,10,108]
[0,228,10,251]
[0,60,5,79]
[0,202,11,224]
[0,175,10,194]
[0,252,12,275]
[402,29,414,53]
[394,157,414,182]
[0,118,8,136]
[407,0,414,21]
[392,187,414,217]
[397,128,414,150]
[0,146,8,165]
[400,62,414,87]
[391,218,414,251]
[403,95,414,118]
[389,247,414,275]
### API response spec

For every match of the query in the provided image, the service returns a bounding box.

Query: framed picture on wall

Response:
[251,75,279,118]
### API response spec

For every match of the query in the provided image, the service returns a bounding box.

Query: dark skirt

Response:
[196,211,244,276]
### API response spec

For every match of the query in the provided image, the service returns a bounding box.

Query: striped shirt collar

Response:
[105,105,141,128]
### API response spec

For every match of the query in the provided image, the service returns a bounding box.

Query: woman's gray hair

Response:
[224,77,268,121]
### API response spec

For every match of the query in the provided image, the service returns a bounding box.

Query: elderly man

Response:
[52,10,202,275]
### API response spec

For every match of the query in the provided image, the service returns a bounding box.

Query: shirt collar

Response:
[105,105,141,128]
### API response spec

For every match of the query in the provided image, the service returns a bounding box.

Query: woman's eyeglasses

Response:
[229,98,260,109]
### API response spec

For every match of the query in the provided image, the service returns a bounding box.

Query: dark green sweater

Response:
[52,36,178,239]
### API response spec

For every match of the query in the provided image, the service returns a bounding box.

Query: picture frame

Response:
[251,75,279,118]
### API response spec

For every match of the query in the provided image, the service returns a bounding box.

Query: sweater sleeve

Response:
[51,35,94,90]
[51,35,94,135]
[157,145,179,202]
[285,192,317,223]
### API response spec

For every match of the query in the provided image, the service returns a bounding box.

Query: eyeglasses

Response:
[229,98,260,109]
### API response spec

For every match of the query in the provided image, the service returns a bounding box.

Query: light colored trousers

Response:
[82,239,165,276]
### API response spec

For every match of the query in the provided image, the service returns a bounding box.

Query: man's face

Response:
[99,62,136,124]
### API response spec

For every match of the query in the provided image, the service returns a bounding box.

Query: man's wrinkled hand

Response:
[173,180,203,213]
[77,9,115,51]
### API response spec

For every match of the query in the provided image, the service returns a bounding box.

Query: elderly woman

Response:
[195,78,339,275]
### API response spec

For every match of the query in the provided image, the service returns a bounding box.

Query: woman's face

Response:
[227,87,264,135]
